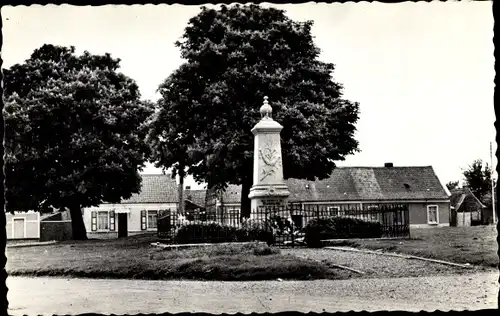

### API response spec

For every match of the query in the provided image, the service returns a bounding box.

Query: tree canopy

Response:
[462,159,492,202]
[446,181,460,191]
[3,44,154,239]
[151,4,360,217]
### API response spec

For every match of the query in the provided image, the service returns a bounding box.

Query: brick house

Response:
[208,164,451,228]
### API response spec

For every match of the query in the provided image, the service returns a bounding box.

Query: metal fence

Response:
[157,203,410,247]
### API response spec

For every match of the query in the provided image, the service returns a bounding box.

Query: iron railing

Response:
[157,203,410,247]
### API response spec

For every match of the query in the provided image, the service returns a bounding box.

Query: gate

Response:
[157,210,175,241]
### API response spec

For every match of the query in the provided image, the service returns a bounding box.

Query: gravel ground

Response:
[7,273,498,315]
[282,248,490,278]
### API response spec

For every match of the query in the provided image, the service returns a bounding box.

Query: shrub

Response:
[304,217,382,248]
[173,222,275,245]
[241,218,275,245]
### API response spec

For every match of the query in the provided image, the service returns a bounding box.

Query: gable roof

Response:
[216,166,449,203]
[117,174,178,204]
[450,189,466,209]
[450,187,486,211]
[185,189,207,207]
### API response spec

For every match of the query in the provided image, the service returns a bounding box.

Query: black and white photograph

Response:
[1,1,498,314]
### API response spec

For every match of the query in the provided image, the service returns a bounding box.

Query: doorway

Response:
[13,218,25,239]
[118,213,128,238]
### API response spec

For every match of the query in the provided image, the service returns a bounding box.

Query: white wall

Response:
[83,203,177,238]
[6,211,40,239]
[456,212,472,227]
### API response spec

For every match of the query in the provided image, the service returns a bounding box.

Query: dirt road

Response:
[7,272,498,315]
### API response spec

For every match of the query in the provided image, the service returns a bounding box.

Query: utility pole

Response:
[491,142,496,224]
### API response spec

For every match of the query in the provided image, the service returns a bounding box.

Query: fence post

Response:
[290,205,295,248]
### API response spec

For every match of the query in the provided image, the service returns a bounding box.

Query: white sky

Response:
[2,2,495,190]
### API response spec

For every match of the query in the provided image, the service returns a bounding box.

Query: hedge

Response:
[174,221,275,245]
[304,217,383,248]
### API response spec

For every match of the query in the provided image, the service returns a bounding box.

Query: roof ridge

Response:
[463,187,487,208]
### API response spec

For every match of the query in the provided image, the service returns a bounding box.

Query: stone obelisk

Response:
[248,96,290,217]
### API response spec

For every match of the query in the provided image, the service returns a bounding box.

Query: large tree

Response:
[3,44,154,240]
[146,67,204,215]
[155,4,360,217]
[462,159,492,201]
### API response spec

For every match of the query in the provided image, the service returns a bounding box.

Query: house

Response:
[82,174,178,239]
[183,186,208,220]
[6,211,41,240]
[208,164,451,228]
[449,187,487,226]
[206,184,242,226]
[184,186,207,211]
[6,209,73,241]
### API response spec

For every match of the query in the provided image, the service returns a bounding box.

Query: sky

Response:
[2,1,495,191]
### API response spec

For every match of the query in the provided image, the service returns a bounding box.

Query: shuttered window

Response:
[91,211,97,231]
[141,210,147,230]
[109,211,116,231]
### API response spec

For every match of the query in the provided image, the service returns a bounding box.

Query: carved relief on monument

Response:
[259,134,282,182]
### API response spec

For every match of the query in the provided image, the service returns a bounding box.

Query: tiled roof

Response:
[185,189,207,207]
[450,189,464,208]
[116,174,178,204]
[216,166,449,203]
[220,184,242,204]
[450,187,486,211]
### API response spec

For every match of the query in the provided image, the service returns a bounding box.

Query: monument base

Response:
[248,184,290,219]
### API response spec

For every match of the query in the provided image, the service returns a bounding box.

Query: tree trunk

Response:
[69,205,88,240]
[178,167,185,215]
[240,178,252,219]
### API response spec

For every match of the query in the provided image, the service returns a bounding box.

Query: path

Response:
[7,272,498,315]
[281,248,487,278]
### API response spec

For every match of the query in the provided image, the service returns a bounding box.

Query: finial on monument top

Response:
[260,96,273,119]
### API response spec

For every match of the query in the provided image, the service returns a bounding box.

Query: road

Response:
[7,272,498,315]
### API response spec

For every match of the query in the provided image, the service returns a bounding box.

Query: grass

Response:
[324,225,498,268]
[6,233,348,281]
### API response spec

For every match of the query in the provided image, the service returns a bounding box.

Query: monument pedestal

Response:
[248,97,290,218]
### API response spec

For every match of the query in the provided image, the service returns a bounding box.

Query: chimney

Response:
[185,186,192,200]
[384,162,394,168]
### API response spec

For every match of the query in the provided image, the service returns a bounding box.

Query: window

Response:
[147,210,158,229]
[207,211,216,221]
[98,211,109,230]
[328,207,343,217]
[427,205,439,224]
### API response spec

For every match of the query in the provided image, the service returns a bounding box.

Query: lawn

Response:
[325,225,499,268]
[6,234,351,281]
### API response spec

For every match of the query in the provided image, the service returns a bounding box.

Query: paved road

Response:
[7,272,498,315]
